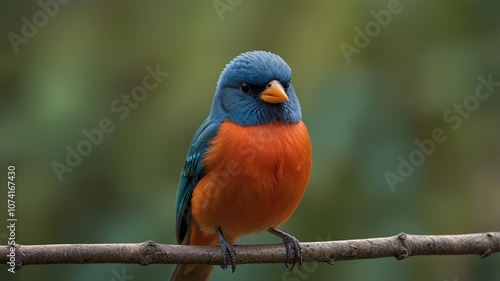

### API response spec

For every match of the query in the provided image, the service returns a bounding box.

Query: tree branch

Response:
[2,232,499,270]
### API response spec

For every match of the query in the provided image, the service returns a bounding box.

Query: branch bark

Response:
[2,232,499,270]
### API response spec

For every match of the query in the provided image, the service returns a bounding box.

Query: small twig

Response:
[1,232,499,271]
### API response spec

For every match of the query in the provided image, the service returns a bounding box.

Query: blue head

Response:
[210,51,302,126]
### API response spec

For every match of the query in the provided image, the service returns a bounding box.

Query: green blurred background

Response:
[1,0,499,280]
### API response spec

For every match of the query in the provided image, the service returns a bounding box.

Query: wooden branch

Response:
[2,232,499,271]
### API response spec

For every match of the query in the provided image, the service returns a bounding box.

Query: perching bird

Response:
[170,51,312,281]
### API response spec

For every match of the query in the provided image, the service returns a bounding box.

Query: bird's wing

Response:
[175,117,221,244]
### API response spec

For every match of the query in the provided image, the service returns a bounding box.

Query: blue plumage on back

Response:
[175,117,220,244]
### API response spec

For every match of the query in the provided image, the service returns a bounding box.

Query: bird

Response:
[170,50,312,281]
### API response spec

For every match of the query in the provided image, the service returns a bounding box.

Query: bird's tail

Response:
[170,224,233,281]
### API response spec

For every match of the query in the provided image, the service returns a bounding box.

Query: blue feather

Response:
[175,117,221,244]
[212,51,302,126]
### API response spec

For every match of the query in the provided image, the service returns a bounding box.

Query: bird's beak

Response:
[260,80,289,104]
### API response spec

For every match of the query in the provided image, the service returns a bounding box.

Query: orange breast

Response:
[190,120,312,239]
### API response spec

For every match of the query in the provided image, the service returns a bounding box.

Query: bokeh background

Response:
[1,0,499,280]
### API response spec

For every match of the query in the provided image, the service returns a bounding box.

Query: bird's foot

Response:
[215,227,236,272]
[268,227,302,271]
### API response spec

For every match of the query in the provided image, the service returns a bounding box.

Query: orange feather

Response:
[190,120,312,241]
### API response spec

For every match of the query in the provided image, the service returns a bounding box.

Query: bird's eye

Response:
[240,83,251,93]
[283,82,291,90]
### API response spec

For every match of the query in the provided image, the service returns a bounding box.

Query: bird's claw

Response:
[268,228,302,271]
[282,233,302,271]
[219,239,236,272]
[216,227,236,272]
